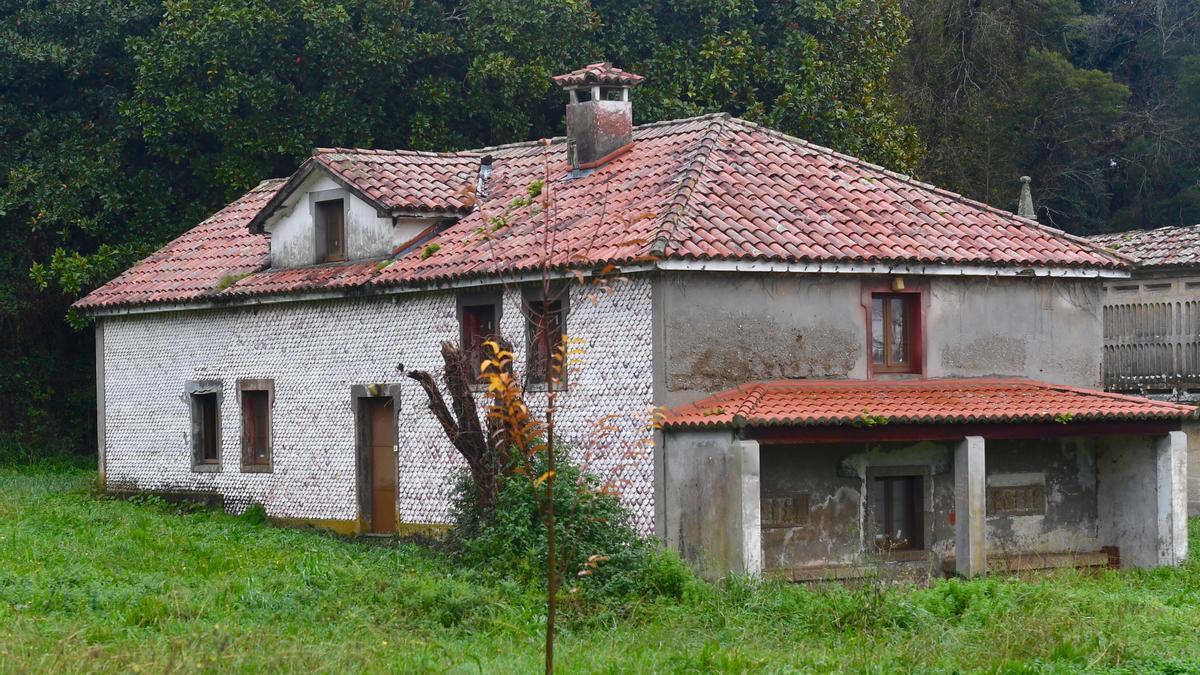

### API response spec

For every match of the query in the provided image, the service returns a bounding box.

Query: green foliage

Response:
[893,0,1200,234]
[448,447,691,601]
[419,243,440,260]
[2,0,921,460]
[2,468,1200,670]
[215,272,250,292]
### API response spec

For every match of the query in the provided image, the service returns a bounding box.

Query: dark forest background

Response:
[3,0,1197,458]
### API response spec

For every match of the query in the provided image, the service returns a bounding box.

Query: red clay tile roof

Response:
[74,180,280,311]
[1088,225,1200,269]
[312,149,479,215]
[662,378,1194,430]
[551,62,645,88]
[75,114,1128,312]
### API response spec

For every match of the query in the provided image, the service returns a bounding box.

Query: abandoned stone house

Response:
[1089,224,1200,517]
[76,63,1192,581]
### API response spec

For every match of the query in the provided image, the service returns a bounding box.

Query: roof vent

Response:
[1017,175,1037,221]
[552,62,644,170]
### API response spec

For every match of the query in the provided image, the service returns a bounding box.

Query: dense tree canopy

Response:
[2,0,1198,457]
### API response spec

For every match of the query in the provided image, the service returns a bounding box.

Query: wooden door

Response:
[366,398,396,534]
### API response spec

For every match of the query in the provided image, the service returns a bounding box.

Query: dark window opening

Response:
[316,199,345,263]
[526,299,565,386]
[194,393,219,464]
[871,293,918,373]
[461,303,498,376]
[574,88,592,103]
[241,386,272,468]
[872,475,923,550]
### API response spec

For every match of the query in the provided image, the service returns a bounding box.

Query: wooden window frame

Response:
[187,380,223,473]
[239,379,274,473]
[523,288,569,390]
[865,465,931,555]
[314,197,347,264]
[457,290,502,386]
[862,282,925,377]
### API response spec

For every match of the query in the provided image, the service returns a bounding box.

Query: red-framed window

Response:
[461,303,498,373]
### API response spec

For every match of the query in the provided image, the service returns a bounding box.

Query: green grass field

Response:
[1,466,1198,673]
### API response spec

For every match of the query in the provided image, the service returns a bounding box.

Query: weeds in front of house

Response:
[1,467,1199,672]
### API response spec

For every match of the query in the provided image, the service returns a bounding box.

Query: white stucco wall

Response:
[100,278,656,532]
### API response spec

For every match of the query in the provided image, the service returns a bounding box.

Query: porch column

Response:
[734,439,763,577]
[662,430,761,579]
[1157,431,1188,566]
[955,436,986,577]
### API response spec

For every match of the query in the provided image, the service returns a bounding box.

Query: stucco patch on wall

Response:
[668,315,859,392]
[941,334,1028,374]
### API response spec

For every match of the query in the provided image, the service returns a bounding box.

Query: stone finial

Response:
[1018,175,1036,221]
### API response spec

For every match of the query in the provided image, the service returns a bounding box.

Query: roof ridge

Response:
[313,147,480,159]
[722,117,1130,270]
[648,114,730,258]
[468,112,732,155]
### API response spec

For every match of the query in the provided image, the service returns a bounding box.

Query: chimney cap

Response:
[552,62,645,89]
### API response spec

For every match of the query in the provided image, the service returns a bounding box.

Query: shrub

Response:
[448,446,691,601]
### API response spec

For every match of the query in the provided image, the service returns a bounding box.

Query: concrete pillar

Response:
[662,430,761,579]
[735,439,762,577]
[1156,431,1188,566]
[955,436,986,577]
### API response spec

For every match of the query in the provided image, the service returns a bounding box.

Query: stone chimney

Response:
[1017,175,1036,221]
[552,62,644,170]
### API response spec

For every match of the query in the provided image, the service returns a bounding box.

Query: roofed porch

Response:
[659,378,1192,581]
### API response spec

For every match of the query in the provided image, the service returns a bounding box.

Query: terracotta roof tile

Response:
[312,148,479,214]
[662,378,1194,430]
[551,62,645,88]
[76,115,1128,312]
[1088,225,1200,269]
[73,180,281,311]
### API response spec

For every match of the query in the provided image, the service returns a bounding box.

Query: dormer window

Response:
[315,199,345,263]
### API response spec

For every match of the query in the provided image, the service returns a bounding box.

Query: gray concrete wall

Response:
[925,276,1101,385]
[662,430,761,579]
[984,438,1100,555]
[1097,435,1162,568]
[666,430,1181,575]
[753,437,1102,573]
[656,272,1103,407]
[758,441,957,571]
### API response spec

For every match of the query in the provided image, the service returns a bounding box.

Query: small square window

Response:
[315,199,345,263]
[871,293,919,374]
[526,299,566,386]
[240,380,273,472]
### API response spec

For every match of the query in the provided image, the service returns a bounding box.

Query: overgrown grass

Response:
[1,467,1198,672]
